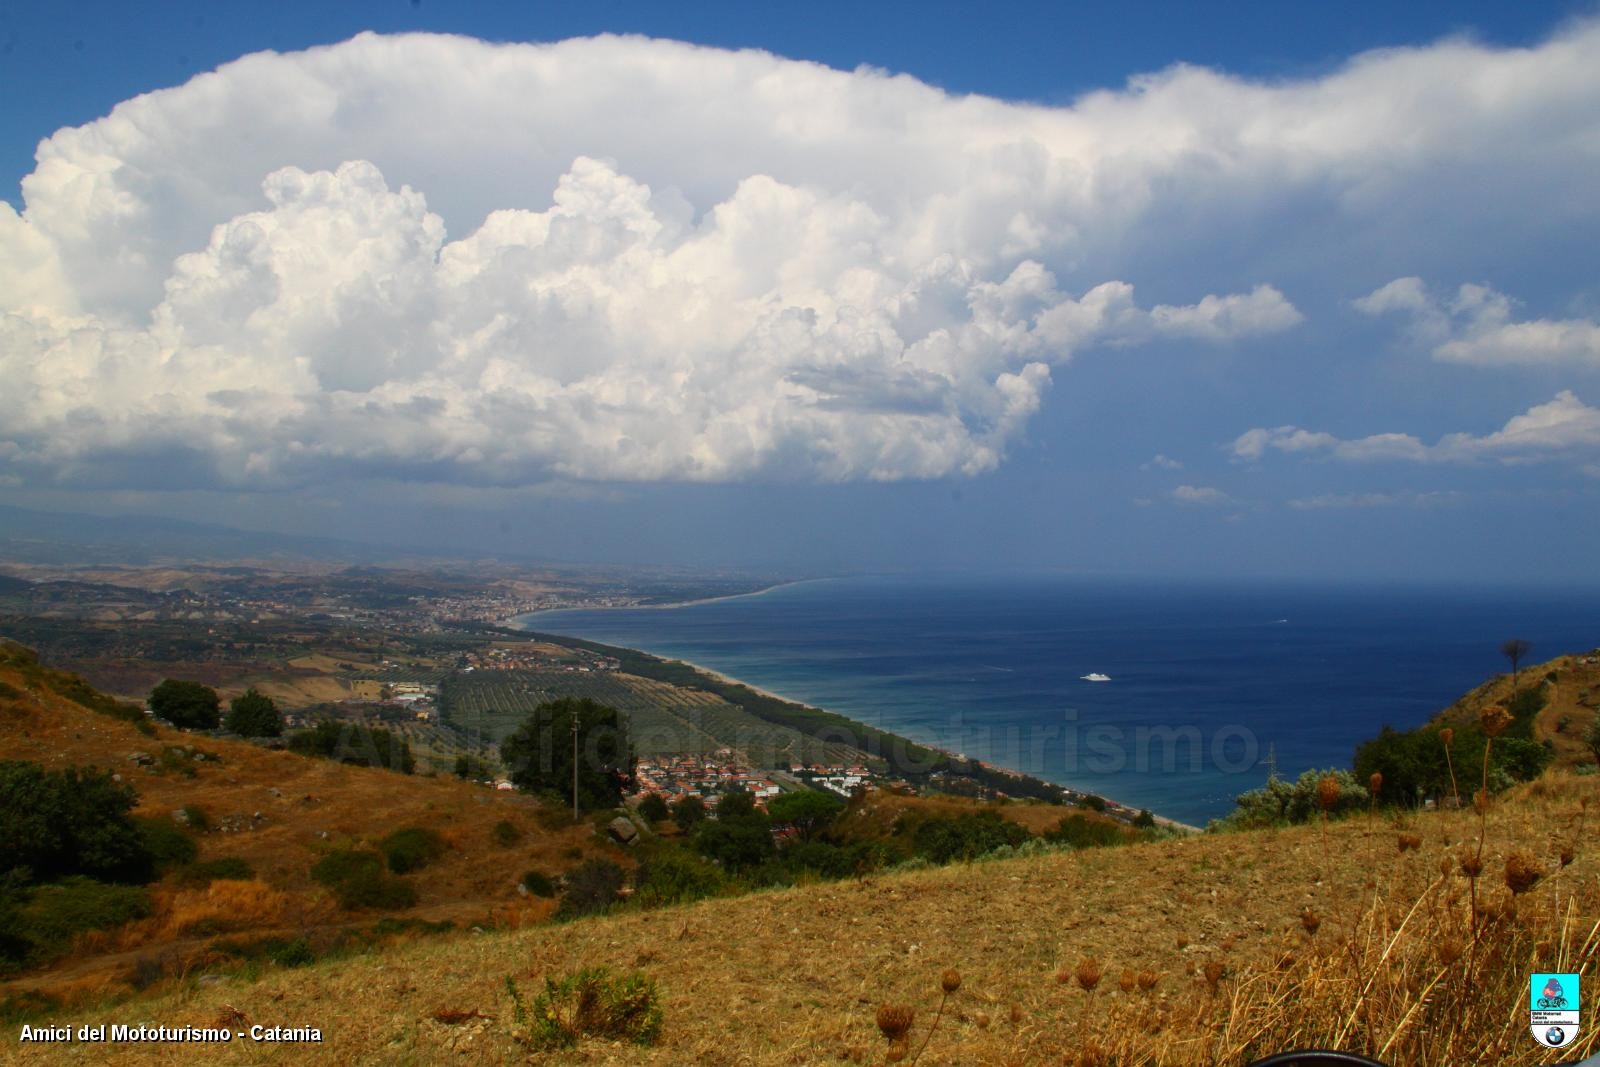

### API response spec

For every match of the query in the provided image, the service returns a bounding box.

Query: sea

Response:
[515,575,1597,827]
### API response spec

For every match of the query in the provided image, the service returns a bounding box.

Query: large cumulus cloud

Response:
[2,27,1598,487]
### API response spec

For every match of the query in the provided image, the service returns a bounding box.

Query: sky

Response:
[1,1,1598,581]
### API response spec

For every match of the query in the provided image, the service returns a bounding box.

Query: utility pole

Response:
[572,712,580,820]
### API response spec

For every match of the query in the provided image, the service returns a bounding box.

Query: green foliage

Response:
[224,688,282,737]
[454,753,494,780]
[0,760,154,885]
[1046,814,1127,849]
[1353,718,1551,809]
[1075,794,1109,813]
[1505,686,1548,739]
[148,679,221,730]
[508,967,662,1049]
[907,810,1030,863]
[557,858,626,918]
[633,846,726,907]
[179,804,210,832]
[334,869,418,910]
[1219,769,1371,830]
[636,793,670,824]
[1133,809,1157,829]
[134,816,198,872]
[174,857,254,885]
[213,934,317,967]
[310,849,418,910]
[289,721,415,774]
[3,877,152,969]
[500,697,634,810]
[781,839,885,879]
[694,803,775,871]
[766,789,845,841]
[381,827,446,874]
[311,849,383,887]
[670,794,707,830]
[492,819,522,846]
[520,870,556,897]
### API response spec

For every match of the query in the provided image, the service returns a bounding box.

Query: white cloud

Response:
[1234,391,1600,465]
[2,24,1598,488]
[1142,453,1183,470]
[1171,484,1230,505]
[1357,277,1600,366]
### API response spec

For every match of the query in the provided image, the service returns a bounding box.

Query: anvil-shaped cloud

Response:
[1,28,1597,487]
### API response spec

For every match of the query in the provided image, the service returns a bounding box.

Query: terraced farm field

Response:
[440,669,868,767]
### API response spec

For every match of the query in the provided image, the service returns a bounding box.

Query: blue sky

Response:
[1,2,1598,580]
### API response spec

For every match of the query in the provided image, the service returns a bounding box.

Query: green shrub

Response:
[174,857,254,885]
[1046,814,1127,849]
[135,816,197,871]
[507,968,662,1049]
[380,827,445,874]
[669,794,707,830]
[9,877,152,967]
[908,810,1030,863]
[332,868,417,911]
[492,820,522,846]
[636,794,670,824]
[289,722,414,774]
[557,858,626,918]
[1133,809,1157,829]
[179,804,210,832]
[0,761,154,885]
[311,849,383,888]
[520,870,556,897]
[148,679,220,730]
[633,847,725,907]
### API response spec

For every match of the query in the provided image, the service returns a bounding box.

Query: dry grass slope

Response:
[0,657,607,1002]
[5,770,1594,1066]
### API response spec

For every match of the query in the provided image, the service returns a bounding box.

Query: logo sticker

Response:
[1530,972,1580,1048]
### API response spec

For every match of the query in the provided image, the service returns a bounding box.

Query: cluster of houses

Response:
[635,752,784,807]
[343,679,438,722]
[791,763,875,797]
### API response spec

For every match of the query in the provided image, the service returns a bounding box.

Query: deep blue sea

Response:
[516,575,1597,826]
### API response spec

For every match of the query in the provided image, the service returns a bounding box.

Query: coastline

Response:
[505,611,1201,832]
[616,576,834,611]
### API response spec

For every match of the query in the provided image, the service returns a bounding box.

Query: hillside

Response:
[0,646,602,999]
[1426,650,1600,771]
[5,771,1596,1064]
[2,647,1598,1064]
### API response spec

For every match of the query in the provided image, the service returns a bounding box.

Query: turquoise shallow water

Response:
[518,575,1597,825]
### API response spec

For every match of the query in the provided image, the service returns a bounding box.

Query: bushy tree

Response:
[0,761,154,884]
[910,810,1029,863]
[224,687,282,737]
[670,794,707,831]
[766,790,845,841]
[500,698,634,811]
[636,793,670,824]
[148,679,220,730]
[694,790,774,871]
[558,858,626,918]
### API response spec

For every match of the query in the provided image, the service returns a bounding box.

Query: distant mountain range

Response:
[0,504,432,564]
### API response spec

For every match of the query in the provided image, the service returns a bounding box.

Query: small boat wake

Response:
[1080,672,1111,683]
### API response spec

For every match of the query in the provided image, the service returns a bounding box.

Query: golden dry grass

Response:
[6,769,1593,1065]
[0,662,608,1001]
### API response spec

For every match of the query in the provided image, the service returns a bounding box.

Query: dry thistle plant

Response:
[1503,851,1544,896]
[1117,969,1138,995]
[1300,908,1321,936]
[1439,726,1459,805]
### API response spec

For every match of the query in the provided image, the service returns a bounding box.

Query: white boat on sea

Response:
[1080,672,1111,682]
